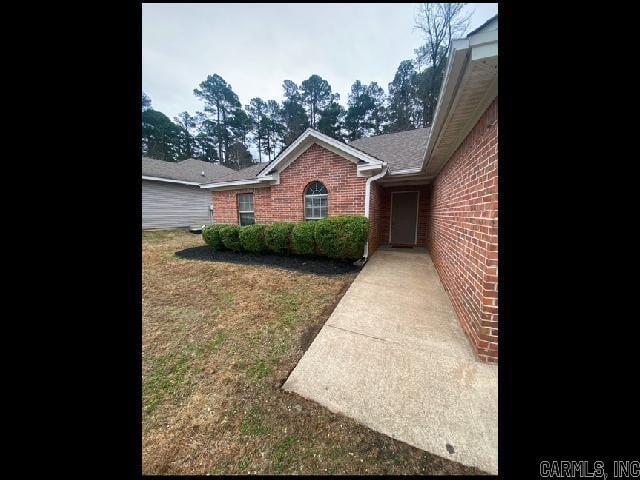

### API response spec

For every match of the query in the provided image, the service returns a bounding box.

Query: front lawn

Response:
[142,229,482,475]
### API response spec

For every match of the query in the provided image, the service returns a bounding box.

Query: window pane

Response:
[304,186,328,219]
[238,194,253,211]
[306,181,328,195]
[239,212,255,226]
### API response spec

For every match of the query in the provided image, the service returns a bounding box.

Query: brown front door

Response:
[390,192,418,245]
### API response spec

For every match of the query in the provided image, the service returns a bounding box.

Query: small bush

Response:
[202,224,227,250]
[291,221,317,256]
[219,225,243,252]
[239,224,268,254]
[314,215,370,260]
[265,222,295,254]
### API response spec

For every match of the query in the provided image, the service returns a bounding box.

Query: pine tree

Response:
[247,98,267,163]
[300,75,333,129]
[345,81,387,140]
[193,74,243,162]
[280,80,309,147]
[142,109,182,161]
[317,95,346,141]
[174,111,196,160]
[386,60,419,133]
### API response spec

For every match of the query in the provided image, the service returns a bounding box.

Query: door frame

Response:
[389,190,420,245]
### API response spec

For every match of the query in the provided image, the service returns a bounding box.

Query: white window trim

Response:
[237,194,255,225]
[304,184,328,220]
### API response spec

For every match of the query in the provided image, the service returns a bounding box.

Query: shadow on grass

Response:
[175,246,362,276]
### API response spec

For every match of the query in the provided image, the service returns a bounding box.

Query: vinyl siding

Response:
[142,180,213,229]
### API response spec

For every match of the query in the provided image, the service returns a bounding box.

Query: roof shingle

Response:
[216,163,270,182]
[349,128,430,173]
[142,157,235,184]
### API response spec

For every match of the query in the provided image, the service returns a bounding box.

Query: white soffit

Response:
[421,28,498,179]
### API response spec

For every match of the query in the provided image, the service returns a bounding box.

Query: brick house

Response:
[201,17,498,362]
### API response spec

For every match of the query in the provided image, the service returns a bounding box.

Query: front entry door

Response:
[390,192,419,245]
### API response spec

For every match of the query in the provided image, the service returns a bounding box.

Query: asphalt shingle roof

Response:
[156,128,432,186]
[349,128,430,173]
[142,157,235,184]
[216,163,270,182]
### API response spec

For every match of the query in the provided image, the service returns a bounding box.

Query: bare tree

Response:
[413,3,472,126]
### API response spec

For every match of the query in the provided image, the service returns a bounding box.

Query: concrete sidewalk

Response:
[283,248,498,474]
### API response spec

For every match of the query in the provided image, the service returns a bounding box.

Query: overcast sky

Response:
[143,3,497,123]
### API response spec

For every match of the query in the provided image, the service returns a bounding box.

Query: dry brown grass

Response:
[142,229,484,475]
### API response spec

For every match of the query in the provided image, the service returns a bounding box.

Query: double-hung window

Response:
[304,181,328,220]
[237,193,255,226]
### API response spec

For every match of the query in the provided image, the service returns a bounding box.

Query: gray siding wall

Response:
[142,180,213,229]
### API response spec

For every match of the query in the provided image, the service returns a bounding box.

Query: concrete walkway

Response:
[283,248,498,474]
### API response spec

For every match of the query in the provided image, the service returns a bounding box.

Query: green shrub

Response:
[219,225,243,252]
[291,221,317,256]
[239,224,268,254]
[314,215,370,260]
[202,224,227,250]
[265,222,295,254]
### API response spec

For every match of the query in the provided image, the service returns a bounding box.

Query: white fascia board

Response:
[142,175,202,186]
[389,167,422,176]
[258,128,383,178]
[472,42,498,61]
[356,163,385,178]
[468,28,498,49]
[199,175,277,190]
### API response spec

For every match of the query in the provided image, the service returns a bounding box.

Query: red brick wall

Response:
[213,143,367,225]
[427,98,498,363]
[213,187,273,224]
[367,182,382,255]
[378,185,430,247]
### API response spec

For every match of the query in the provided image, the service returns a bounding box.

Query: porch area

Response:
[283,247,498,474]
[368,183,431,255]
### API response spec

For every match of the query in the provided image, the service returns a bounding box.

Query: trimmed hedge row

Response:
[202,215,369,260]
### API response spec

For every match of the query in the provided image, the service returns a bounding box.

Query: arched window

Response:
[305,181,328,220]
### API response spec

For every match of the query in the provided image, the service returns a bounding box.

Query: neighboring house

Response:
[200,17,498,362]
[142,157,234,229]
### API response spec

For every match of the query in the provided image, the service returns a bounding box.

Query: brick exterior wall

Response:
[213,143,367,225]
[367,182,382,255]
[378,184,430,247]
[427,98,498,363]
[212,187,273,224]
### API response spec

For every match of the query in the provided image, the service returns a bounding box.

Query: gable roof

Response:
[142,157,235,185]
[200,128,385,190]
[349,128,430,173]
[257,128,384,178]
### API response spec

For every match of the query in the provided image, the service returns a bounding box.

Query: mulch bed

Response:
[175,246,362,276]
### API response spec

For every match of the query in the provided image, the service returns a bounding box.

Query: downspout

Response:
[362,165,388,260]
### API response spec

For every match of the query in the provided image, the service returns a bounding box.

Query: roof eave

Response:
[142,175,203,186]
[419,28,498,178]
[199,174,279,191]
